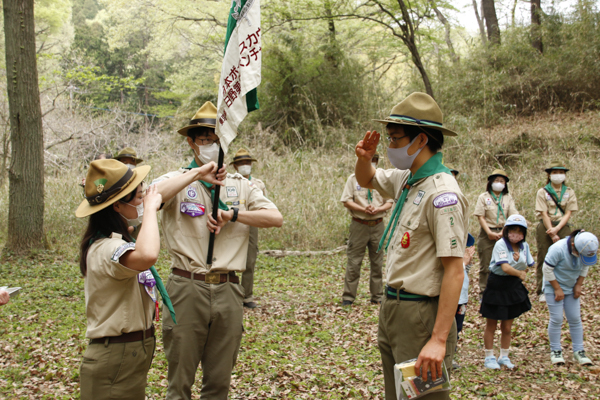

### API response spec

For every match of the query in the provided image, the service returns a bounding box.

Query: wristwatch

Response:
[231,207,239,222]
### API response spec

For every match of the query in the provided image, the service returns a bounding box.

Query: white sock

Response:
[500,348,510,358]
[485,349,494,358]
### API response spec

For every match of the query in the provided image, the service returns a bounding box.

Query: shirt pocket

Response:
[393,217,420,257]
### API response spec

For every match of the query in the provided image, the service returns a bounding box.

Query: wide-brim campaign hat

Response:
[178,101,217,137]
[545,161,569,174]
[574,231,598,266]
[76,159,151,218]
[488,169,510,182]
[232,149,257,163]
[114,147,143,163]
[373,92,457,136]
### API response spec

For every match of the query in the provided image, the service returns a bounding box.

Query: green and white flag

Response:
[215,0,261,153]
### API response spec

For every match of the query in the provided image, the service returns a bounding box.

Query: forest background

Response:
[1,0,600,398]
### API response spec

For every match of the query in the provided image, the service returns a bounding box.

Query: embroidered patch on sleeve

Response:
[433,192,459,208]
[440,206,458,215]
[111,242,136,262]
[499,251,508,259]
[450,237,458,249]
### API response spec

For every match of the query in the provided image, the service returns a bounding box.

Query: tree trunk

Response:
[430,0,459,64]
[531,0,543,53]
[481,0,501,44]
[3,0,45,253]
[473,0,487,44]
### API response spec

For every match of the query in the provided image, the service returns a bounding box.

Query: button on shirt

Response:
[535,187,577,222]
[473,192,518,229]
[340,174,393,220]
[488,237,535,276]
[372,169,469,297]
[544,236,590,294]
[154,170,277,274]
[85,233,155,339]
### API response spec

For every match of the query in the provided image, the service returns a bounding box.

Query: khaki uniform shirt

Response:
[535,186,577,222]
[473,192,518,229]
[156,170,277,274]
[84,233,154,339]
[340,174,393,220]
[249,177,266,197]
[372,169,469,297]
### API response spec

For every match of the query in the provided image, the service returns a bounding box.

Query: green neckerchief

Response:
[489,191,506,225]
[377,152,451,252]
[90,233,177,324]
[545,183,566,215]
[367,189,373,204]
[187,159,230,211]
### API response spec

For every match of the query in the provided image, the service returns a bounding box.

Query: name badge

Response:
[180,202,205,217]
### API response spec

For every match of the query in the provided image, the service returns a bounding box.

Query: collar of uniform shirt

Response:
[545,182,567,215]
[187,159,229,211]
[377,152,452,252]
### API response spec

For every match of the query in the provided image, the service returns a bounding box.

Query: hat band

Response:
[190,118,217,126]
[116,154,136,159]
[86,169,135,206]
[233,155,254,162]
[389,114,443,128]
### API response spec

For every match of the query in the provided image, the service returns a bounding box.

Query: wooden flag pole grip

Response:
[206,147,225,266]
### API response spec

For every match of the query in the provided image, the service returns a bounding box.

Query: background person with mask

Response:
[231,148,266,309]
[354,92,468,400]
[535,162,578,302]
[114,147,144,169]
[340,153,393,306]
[473,170,518,295]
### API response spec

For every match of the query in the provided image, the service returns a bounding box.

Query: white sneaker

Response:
[539,293,546,303]
[550,350,565,365]
[574,350,593,366]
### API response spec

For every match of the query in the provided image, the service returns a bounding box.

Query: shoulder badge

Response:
[111,242,136,262]
[433,192,458,208]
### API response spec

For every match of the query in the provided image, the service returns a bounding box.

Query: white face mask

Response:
[550,174,566,184]
[194,142,220,165]
[386,136,427,170]
[120,202,144,227]
[237,165,252,176]
[491,182,505,193]
[124,163,136,170]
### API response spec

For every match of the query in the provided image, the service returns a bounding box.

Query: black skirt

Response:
[480,272,531,320]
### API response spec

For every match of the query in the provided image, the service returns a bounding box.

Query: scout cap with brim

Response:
[114,147,143,164]
[232,149,257,163]
[177,101,217,137]
[373,92,457,136]
[505,214,527,230]
[488,169,510,182]
[76,159,150,218]
[545,161,569,174]
[574,231,598,266]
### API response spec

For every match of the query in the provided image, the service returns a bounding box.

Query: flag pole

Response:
[206,147,225,266]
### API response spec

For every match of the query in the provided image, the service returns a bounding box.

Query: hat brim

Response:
[75,165,151,218]
[372,118,458,137]
[178,122,216,137]
[488,174,510,183]
[545,167,569,173]
[115,154,144,163]
[580,253,597,266]
[233,156,258,163]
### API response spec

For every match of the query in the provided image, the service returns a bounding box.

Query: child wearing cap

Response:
[543,230,598,366]
[480,214,534,370]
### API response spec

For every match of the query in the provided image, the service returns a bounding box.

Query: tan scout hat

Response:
[114,147,143,164]
[232,149,257,164]
[177,101,217,137]
[373,92,457,136]
[488,169,510,182]
[76,159,150,218]
[545,161,569,173]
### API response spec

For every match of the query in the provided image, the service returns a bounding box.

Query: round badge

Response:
[401,232,410,248]
[186,185,198,199]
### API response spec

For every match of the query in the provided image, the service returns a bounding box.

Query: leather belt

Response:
[172,268,239,284]
[352,217,383,227]
[89,325,155,345]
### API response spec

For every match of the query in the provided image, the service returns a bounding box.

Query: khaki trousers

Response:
[80,336,156,400]
[477,227,501,292]
[343,219,385,303]
[536,221,571,294]
[242,226,259,303]
[163,274,244,400]
[378,296,456,400]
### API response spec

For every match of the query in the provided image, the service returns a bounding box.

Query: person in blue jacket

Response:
[480,215,534,370]
[543,230,598,366]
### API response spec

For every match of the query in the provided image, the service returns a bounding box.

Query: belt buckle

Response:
[368,220,377,227]
[205,273,221,284]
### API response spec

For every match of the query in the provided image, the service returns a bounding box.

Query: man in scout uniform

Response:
[114,147,143,169]
[354,92,468,400]
[152,101,283,400]
[340,153,393,306]
[231,148,267,309]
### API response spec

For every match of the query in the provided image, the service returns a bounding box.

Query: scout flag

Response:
[215,0,261,153]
